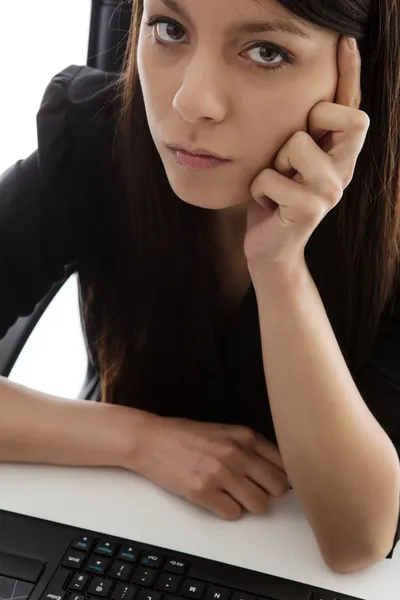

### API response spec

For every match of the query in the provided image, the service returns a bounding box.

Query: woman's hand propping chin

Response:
[244,36,369,273]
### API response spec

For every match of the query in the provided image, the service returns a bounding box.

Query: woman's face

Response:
[138,0,339,211]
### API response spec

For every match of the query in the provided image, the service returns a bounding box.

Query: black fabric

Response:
[1,65,399,559]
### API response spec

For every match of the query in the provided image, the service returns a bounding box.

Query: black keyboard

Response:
[0,509,363,600]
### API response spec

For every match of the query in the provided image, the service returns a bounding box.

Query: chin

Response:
[164,170,249,211]
[173,184,245,210]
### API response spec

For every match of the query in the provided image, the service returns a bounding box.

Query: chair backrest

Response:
[0,2,133,381]
[87,0,132,72]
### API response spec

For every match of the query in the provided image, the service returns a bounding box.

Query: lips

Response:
[167,143,231,171]
[167,143,230,161]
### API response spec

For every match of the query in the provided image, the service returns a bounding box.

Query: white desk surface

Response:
[0,463,398,600]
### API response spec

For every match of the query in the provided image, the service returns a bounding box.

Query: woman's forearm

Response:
[0,376,147,469]
[249,258,400,573]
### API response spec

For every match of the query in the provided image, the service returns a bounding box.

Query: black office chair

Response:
[0,0,132,399]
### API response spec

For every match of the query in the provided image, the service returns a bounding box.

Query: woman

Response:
[0,0,399,573]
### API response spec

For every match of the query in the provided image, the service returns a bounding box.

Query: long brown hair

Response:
[83,0,400,415]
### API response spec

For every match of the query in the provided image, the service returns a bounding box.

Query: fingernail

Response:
[346,37,358,53]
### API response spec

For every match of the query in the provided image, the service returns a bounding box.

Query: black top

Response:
[1,65,400,558]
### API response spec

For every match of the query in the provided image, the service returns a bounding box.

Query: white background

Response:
[0,1,92,398]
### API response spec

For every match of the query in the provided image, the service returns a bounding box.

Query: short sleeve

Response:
[353,291,400,559]
[0,64,120,341]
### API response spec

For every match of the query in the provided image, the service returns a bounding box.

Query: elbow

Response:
[320,531,398,574]
[320,471,400,573]
[322,545,391,574]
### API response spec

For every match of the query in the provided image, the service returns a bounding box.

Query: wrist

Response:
[248,255,309,293]
[104,403,160,472]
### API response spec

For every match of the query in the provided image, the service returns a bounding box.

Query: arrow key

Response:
[94,541,117,558]
[117,546,138,564]
[84,557,110,576]
[71,537,95,553]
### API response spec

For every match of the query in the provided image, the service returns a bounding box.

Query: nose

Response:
[173,52,230,124]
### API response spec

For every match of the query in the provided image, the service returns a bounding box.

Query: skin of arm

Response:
[248,259,400,573]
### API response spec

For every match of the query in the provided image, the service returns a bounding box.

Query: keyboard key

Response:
[231,594,255,600]
[84,557,110,576]
[61,551,86,571]
[69,595,85,600]
[155,573,182,594]
[40,587,67,600]
[117,546,139,563]
[137,591,161,600]
[71,537,95,553]
[205,587,231,600]
[87,577,113,597]
[68,574,90,592]
[111,583,138,600]
[94,542,117,558]
[164,559,188,575]
[131,567,157,587]
[180,580,206,599]
[108,562,134,581]
[205,586,232,600]
[140,554,163,569]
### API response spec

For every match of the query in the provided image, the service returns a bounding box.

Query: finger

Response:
[335,36,362,109]
[307,102,369,160]
[272,131,333,189]
[251,162,333,221]
[225,426,287,473]
[196,489,243,520]
[253,437,287,473]
[224,472,270,514]
[307,103,369,189]
[250,165,303,210]
[245,453,290,498]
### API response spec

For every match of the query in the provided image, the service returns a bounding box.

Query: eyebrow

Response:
[159,0,312,40]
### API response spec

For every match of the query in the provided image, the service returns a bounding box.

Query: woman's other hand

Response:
[126,414,290,519]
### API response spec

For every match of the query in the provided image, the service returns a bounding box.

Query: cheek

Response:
[239,92,309,170]
[241,72,335,160]
[138,38,161,102]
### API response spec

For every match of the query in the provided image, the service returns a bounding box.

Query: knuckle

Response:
[187,473,214,501]
[234,426,257,446]
[288,131,311,155]
[325,181,343,206]
[208,457,229,479]
[218,440,240,461]
[354,110,370,130]
[292,130,310,146]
